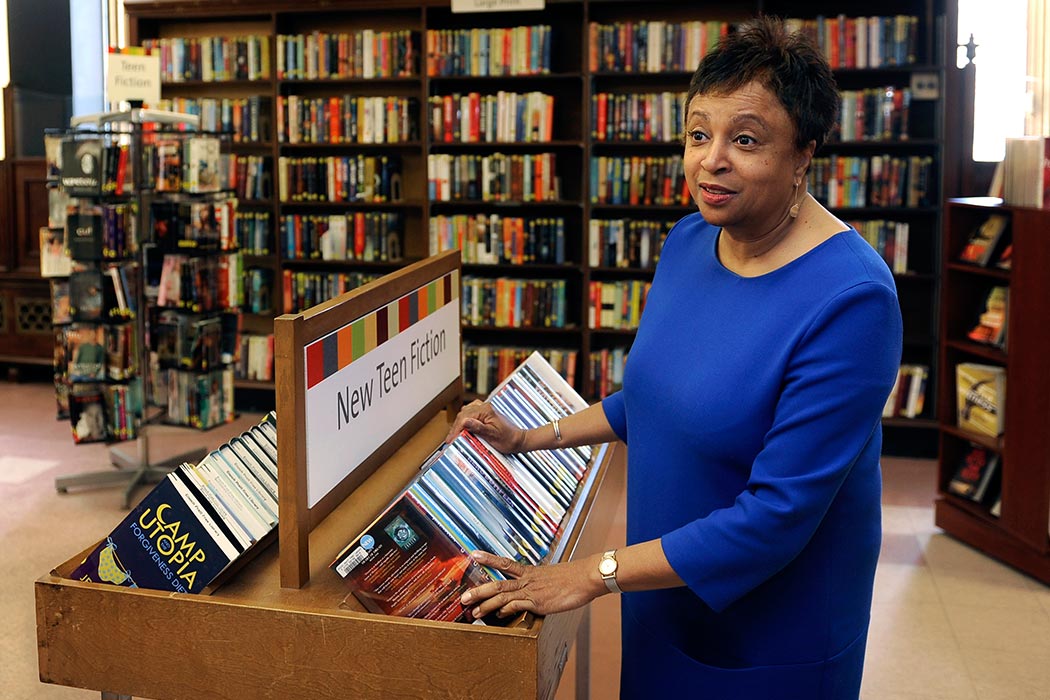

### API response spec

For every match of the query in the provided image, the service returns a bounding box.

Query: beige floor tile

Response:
[932,568,1047,613]
[1019,574,1050,616]
[880,531,928,567]
[960,647,1050,700]
[871,561,942,606]
[906,505,941,535]
[883,504,920,535]
[868,599,955,648]
[861,638,977,699]
[943,602,1050,653]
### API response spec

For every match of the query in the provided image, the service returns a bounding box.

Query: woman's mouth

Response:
[698,183,736,206]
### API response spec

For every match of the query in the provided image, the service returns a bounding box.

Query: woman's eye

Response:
[736,134,757,146]
[688,130,707,142]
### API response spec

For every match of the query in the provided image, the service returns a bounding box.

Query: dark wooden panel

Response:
[12,158,47,274]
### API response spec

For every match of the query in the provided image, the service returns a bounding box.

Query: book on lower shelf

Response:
[956,362,1006,438]
[68,412,278,593]
[331,352,594,625]
[947,443,1001,504]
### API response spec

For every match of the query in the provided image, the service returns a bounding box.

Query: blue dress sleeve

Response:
[660,280,902,612]
[601,391,628,443]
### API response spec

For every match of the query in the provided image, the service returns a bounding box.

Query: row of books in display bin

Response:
[56,134,231,197]
[331,353,593,625]
[69,413,279,593]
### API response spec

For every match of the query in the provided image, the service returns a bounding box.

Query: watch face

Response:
[599,557,617,576]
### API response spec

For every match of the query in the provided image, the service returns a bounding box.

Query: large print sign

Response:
[303,272,460,508]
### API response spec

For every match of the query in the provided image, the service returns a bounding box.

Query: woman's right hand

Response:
[445,400,526,453]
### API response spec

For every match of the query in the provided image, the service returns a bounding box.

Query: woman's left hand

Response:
[461,550,608,619]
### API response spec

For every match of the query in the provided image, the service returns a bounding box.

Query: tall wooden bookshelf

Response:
[935,198,1050,584]
[124,0,952,454]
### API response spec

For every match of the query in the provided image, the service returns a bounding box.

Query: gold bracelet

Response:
[552,419,562,442]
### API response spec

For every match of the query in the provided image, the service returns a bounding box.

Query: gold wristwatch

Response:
[598,550,622,594]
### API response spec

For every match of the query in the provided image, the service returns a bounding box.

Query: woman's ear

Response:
[796,139,817,179]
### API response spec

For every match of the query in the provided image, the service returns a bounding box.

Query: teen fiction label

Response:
[303,271,460,508]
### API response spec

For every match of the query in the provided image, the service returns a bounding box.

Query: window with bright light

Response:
[958,0,1028,161]
[0,0,10,160]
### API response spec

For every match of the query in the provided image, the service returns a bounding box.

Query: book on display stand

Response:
[330,352,594,625]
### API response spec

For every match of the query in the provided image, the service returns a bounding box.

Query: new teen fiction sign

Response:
[303,271,460,508]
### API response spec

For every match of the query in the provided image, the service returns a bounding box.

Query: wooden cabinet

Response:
[0,156,52,365]
[935,197,1050,583]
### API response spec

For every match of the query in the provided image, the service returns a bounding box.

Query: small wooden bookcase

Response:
[36,251,625,700]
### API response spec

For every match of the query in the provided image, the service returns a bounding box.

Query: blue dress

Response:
[601,212,902,699]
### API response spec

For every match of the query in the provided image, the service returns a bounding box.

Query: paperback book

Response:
[956,362,1006,438]
[948,443,1001,503]
[959,214,1009,267]
[331,352,594,625]
[966,286,1008,348]
[69,412,279,593]
[40,227,73,278]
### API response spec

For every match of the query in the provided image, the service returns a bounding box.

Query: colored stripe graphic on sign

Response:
[304,272,458,390]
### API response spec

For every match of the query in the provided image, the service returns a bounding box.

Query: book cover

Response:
[948,444,1001,503]
[49,279,71,325]
[69,473,236,593]
[959,214,1009,267]
[60,138,103,196]
[48,188,72,229]
[966,286,1008,348]
[956,362,1006,437]
[69,268,105,322]
[68,382,109,443]
[155,139,183,192]
[40,227,73,278]
[67,207,104,261]
[331,492,497,623]
[184,136,222,193]
[66,324,107,382]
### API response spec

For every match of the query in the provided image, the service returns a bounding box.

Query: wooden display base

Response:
[37,415,625,699]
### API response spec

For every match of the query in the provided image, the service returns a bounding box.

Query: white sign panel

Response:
[106,52,161,104]
[452,0,545,12]
[304,300,460,508]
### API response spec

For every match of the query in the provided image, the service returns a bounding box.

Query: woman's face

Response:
[683,80,814,238]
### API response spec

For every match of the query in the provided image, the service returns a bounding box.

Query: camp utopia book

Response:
[69,474,235,593]
[331,352,592,624]
[69,412,278,593]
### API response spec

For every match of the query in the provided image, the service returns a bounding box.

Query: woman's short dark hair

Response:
[686,16,839,152]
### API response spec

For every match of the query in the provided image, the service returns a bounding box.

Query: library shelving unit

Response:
[37,251,626,700]
[934,197,1050,584]
[124,0,951,454]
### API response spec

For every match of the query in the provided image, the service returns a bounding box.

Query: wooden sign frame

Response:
[275,250,463,588]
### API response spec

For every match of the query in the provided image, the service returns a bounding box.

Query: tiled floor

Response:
[3,375,1048,699]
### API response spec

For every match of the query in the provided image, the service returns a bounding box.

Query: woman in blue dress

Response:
[448,16,902,699]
